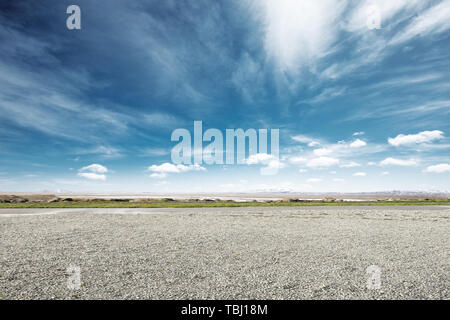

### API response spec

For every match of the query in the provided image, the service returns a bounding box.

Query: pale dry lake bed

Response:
[1,206,449,299]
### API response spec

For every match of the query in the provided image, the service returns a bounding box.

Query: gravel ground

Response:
[0,206,449,300]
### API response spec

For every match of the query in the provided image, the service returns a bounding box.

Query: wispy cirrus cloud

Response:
[389,0,450,45]
[74,146,123,159]
[343,100,450,123]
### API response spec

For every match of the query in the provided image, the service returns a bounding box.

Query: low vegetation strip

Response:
[1,198,450,208]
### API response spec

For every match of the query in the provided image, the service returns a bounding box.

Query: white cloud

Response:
[424,163,450,173]
[313,147,332,156]
[258,0,346,73]
[381,171,390,175]
[307,178,323,183]
[353,131,365,136]
[78,163,109,180]
[148,163,181,173]
[79,163,108,173]
[312,139,382,158]
[333,178,345,182]
[350,139,367,148]
[289,156,307,164]
[147,163,205,178]
[149,173,167,179]
[293,136,382,165]
[247,153,275,164]
[380,157,417,166]
[307,157,339,168]
[267,159,286,170]
[353,172,366,177]
[291,135,320,146]
[247,153,285,171]
[77,172,106,181]
[340,161,361,168]
[388,130,444,146]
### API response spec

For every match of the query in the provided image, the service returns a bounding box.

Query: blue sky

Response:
[1,0,450,193]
